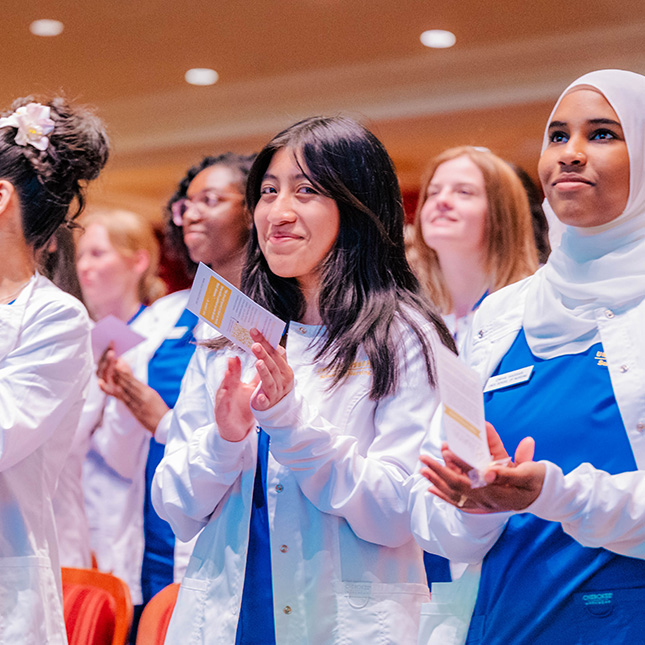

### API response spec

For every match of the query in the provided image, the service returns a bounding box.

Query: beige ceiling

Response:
[5,0,645,223]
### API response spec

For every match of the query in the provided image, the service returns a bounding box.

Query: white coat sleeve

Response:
[253,328,441,549]
[89,396,150,480]
[0,296,92,471]
[151,347,251,542]
[524,461,645,558]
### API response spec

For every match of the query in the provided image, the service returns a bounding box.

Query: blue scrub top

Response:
[141,307,198,604]
[235,428,276,645]
[467,329,645,645]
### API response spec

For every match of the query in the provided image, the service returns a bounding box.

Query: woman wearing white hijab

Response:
[411,69,645,645]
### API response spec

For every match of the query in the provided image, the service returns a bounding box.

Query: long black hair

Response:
[243,116,455,400]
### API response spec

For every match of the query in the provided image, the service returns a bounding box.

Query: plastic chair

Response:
[62,567,134,645]
[135,583,180,645]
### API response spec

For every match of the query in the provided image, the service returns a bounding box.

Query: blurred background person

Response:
[96,152,254,639]
[411,145,539,352]
[508,163,551,264]
[75,208,165,592]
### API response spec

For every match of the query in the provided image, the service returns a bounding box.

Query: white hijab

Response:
[523,69,645,359]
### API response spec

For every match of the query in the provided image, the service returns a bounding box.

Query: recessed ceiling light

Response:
[185,68,219,86]
[30,19,64,37]
[420,29,456,49]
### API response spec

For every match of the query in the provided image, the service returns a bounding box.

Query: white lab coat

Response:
[83,290,200,604]
[410,273,645,643]
[153,318,454,645]
[0,273,92,645]
[53,373,104,568]
[466,275,645,554]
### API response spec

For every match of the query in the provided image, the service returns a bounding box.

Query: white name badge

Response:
[484,365,534,393]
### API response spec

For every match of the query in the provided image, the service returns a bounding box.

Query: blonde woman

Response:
[412,146,538,351]
[60,209,164,578]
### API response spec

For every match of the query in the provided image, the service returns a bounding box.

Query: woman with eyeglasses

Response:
[96,152,254,637]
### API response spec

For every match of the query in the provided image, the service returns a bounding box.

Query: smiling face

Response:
[254,148,340,294]
[181,164,247,266]
[419,155,488,256]
[538,88,630,228]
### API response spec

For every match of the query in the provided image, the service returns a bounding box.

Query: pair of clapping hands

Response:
[98,329,293,442]
[420,424,546,514]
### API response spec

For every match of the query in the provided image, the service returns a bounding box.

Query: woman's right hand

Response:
[215,356,260,442]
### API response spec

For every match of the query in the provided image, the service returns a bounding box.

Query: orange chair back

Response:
[62,567,133,645]
[135,583,180,645]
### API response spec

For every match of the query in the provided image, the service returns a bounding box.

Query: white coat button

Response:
[477,329,484,338]
[604,309,615,319]
[620,364,629,373]
[283,605,292,614]
[637,422,645,432]
[275,483,283,493]
[280,544,288,553]
[298,326,307,334]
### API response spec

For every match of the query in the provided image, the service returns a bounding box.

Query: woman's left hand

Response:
[249,328,294,411]
[97,344,119,397]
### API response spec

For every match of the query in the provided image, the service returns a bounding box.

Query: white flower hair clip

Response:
[0,103,55,151]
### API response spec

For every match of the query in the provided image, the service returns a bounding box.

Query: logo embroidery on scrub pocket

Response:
[595,351,608,367]
[582,592,613,617]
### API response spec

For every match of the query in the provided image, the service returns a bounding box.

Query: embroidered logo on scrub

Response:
[582,592,613,617]
[317,360,372,379]
[595,351,608,367]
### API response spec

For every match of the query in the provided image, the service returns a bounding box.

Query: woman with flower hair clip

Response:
[0,97,108,642]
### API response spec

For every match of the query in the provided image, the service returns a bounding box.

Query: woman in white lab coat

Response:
[412,69,645,645]
[75,209,165,581]
[0,97,108,643]
[152,116,456,644]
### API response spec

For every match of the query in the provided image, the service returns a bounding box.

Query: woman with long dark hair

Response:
[152,116,455,644]
[0,96,108,642]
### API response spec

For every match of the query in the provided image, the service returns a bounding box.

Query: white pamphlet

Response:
[91,315,145,361]
[435,343,492,473]
[187,262,287,353]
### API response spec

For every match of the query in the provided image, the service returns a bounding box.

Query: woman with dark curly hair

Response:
[96,152,254,635]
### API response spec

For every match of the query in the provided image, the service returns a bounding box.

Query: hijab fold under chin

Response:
[523,69,645,359]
